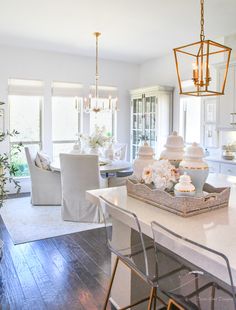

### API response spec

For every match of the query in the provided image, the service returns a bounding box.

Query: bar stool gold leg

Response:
[103,256,119,310]
[148,287,155,310]
[153,287,157,309]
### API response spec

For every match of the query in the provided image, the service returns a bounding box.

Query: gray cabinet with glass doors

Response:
[130,86,173,161]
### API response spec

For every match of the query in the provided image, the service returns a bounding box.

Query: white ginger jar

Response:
[160,131,185,168]
[133,141,156,180]
[179,142,209,195]
[174,173,195,197]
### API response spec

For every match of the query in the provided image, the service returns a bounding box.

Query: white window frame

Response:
[8,79,44,179]
[52,96,83,158]
[179,96,202,145]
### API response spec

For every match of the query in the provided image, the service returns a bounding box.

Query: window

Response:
[9,79,43,177]
[89,98,117,137]
[52,82,83,159]
[179,97,201,144]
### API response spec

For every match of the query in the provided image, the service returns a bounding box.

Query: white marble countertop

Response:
[86,173,236,286]
[206,155,236,165]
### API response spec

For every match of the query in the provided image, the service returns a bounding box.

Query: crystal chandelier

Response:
[84,32,118,113]
[173,0,231,96]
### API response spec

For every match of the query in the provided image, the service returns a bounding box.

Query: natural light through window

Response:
[52,96,82,159]
[9,95,42,177]
[179,97,201,144]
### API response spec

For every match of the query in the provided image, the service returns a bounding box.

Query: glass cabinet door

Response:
[131,97,144,160]
[144,96,156,149]
[131,95,157,160]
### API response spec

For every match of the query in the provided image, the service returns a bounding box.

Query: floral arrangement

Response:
[80,126,112,149]
[142,160,179,191]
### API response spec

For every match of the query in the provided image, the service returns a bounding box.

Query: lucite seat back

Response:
[151,221,236,310]
[99,196,156,281]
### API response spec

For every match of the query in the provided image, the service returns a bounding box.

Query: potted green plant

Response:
[0,104,22,208]
[0,103,22,260]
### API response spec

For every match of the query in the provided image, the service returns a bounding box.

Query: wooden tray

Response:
[126,178,230,217]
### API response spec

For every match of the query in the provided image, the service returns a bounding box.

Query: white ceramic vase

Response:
[179,142,209,195]
[174,173,195,197]
[70,141,82,154]
[160,131,185,168]
[133,141,156,180]
[104,143,114,160]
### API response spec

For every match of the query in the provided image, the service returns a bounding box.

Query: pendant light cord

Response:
[200,0,205,41]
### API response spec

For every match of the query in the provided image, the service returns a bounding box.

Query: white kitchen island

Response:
[86,173,236,309]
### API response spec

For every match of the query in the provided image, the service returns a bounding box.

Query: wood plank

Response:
[67,233,111,289]
[0,218,31,309]
[30,239,87,310]
[19,243,67,309]
[70,232,111,275]
[52,235,105,310]
[0,214,113,309]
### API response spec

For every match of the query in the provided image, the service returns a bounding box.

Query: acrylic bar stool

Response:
[151,221,236,310]
[99,196,166,310]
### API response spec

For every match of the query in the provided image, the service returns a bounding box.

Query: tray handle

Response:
[204,194,217,202]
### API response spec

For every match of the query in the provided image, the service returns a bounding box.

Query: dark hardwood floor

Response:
[0,216,113,310]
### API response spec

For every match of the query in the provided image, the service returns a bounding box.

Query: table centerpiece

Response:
[80,125,112,155]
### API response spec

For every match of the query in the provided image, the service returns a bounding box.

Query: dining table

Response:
[86,173,236,309]
[50,158,132,177]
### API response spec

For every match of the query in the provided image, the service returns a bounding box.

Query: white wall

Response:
[0,44,140,157]
[139,53,180,130]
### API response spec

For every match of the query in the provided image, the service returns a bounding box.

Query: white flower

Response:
[142,166,153,184]
[142,159,177,190]
[79,126,112,149]
[153,174,167,190]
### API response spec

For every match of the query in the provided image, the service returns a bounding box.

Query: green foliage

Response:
[0,108,22,207]
[10,146,29,177]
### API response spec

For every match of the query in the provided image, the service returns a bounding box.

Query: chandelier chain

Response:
[95,33,99,98]
[200,0,205,41]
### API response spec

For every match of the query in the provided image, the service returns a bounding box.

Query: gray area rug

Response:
[0,197,105,245]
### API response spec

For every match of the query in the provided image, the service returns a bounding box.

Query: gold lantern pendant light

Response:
[173,0,232,97]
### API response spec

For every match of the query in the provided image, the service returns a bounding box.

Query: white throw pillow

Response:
[35,152,51,170]
[35,153,43,169]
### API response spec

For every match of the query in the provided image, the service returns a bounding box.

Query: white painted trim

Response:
[130,85,174,98]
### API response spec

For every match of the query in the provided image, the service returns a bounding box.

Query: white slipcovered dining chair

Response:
[25,147,62,205]
[60,154,108,222]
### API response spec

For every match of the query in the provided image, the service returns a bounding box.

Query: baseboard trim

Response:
[7,192,30,199]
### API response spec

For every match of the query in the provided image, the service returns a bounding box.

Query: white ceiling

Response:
[0,0,235,64]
